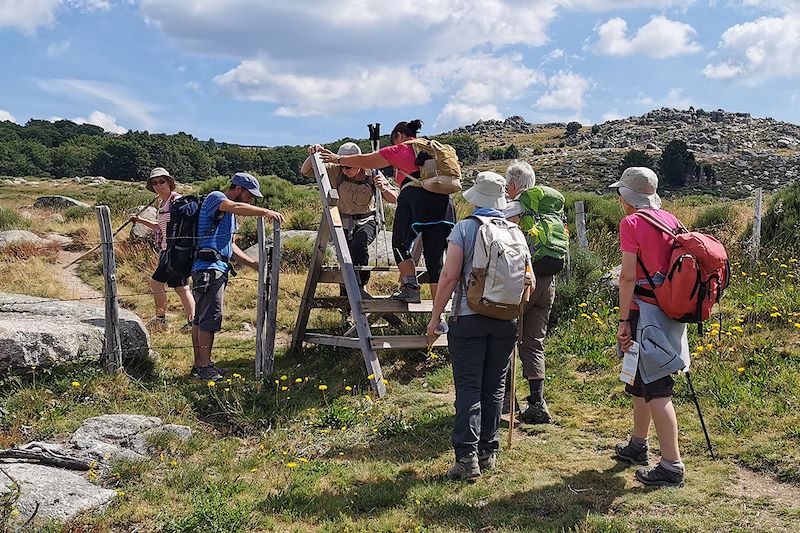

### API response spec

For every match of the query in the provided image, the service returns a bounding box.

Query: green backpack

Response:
[517,186,569,275]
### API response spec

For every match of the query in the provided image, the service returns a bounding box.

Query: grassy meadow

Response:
[0,175,798,532]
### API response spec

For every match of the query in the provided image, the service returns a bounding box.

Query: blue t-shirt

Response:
[192,191,237,273]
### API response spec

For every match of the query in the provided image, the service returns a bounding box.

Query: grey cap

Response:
[231,172,263,198]
[337,142,362,156]
[463,171,508,210]
[609,167,661,209]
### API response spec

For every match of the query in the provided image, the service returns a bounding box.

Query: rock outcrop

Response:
[0,293,150,371]
[33,196,91,210]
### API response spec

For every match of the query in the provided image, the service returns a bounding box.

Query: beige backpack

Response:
[399,138,462,194]
[464,216,534,320]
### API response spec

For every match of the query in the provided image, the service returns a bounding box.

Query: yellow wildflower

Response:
[295,378,302,383]
[70,381,81,389]
[368,373,375,380]
[207,381,216,388]
[286,462,299,469]
[345,386,352,391]
[299,457,308,463]
[232,373,242,379]
[737,367,745,373]
[578,302,588,308]
[281,386,288,391]
[280,375,288,381]
[318,384,328,391]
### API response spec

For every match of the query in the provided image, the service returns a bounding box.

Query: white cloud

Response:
[46,40,71,57]
[0,0,60,34]
[0,109,18,123]
[37,78,156,129]
[535,71,590,110]
[602,110,624,121]
[593,15,701,58]
[702,62,744,79]
[185,81,200,92]
[703,14,800,84]
[214,60,430,117]
[71,111,127,133]
[633,87,694,109]
[434,103,503,132]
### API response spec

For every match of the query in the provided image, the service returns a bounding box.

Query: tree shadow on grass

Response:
[258,462,641,531]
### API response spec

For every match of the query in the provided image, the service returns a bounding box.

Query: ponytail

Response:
[391,119,423,139]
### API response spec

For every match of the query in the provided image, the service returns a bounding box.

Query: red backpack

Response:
[633,211,730,330]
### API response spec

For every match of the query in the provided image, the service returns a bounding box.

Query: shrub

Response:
[550,245,605,323]
[0,206,31,231]
[692,203,733,231]
[618,149,655,173]
[284,208,319,231]
[280,236,317,272]
[236,217,257,250]
[64,205,93,221]
[196,174,318,210]
[565,121,582,137]
[531,145,544,156]
[95,186,154,215]
[563,191,624,236]
[760,182,800,252]
[591,124,601,134]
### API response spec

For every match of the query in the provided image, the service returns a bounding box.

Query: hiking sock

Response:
[528,379,544,403]
[659,458,685,474]
[631,436,649,449]
[401,275,420,289]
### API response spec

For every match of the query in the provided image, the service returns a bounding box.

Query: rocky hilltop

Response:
[448,109,800,197]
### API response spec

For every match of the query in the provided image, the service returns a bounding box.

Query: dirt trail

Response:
[55,250,104,305]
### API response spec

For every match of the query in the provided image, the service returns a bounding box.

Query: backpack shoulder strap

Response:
[633,210,679,237]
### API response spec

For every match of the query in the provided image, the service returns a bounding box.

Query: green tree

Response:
[504,144,520,159]
[434,134,480,165]
[619,149,655,173]
[90,139,150,180]
[659,140,697,187]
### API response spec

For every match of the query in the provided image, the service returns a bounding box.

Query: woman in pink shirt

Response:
[130,167,195,332]
[611,167,686,488]
[322,119,455,303]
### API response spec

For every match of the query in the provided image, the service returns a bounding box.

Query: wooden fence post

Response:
[751,187,762,266]
[264,220,281,375]
[575,201,588,249]
[255,218,268,377]
[95,206,123,372]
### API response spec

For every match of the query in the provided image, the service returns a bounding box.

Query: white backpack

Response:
[463,216,534,320]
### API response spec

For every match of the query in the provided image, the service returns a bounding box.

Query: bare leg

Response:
[397,258,416,277]
[430,283,438,301]
[149,278,167,316]
[174,285,195,322]
[632,396,652,439]
[648,397,681,462]
[192,326,215,367]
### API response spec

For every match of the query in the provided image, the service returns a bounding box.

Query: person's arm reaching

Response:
[129,215,158,230]
[374,172,399,203]
[426,242,464,340]
[231,242,258,271]
[321,151,389,170]
[217,199,286,223]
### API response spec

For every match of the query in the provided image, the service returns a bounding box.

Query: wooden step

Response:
[310,296,451,313]
[319,267,431,284]
[304,333,448,350]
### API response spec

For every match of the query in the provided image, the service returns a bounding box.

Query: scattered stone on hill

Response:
[0,293,150,371]
[47,213,65,224]
[33,195,91,210]
[0,230,46,247]
[127,205,158,246]
[44,233,73,247]
[0,463,117,523]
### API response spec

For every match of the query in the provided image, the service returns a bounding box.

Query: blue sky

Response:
[1,1,798,146]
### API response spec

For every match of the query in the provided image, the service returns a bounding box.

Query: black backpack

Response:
[164,195,225,278]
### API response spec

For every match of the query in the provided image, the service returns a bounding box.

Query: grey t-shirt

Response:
[447,218,482,317]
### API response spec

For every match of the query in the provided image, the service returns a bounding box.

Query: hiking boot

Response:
[502,394,521,416]
[390,283,421,304]
[615,441,649,466]
[635,464,685,488]
[191,364,224,382]
[446,453,480,481]
[478,450,496,472]
[519,399,551,424]
[146,316,167,332]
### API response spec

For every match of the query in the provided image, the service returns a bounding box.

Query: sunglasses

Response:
[152,178,169,185]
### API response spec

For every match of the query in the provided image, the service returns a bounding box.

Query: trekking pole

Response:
[685,371,715,459]
[368,123,391,266]
[63,195,158,269]
[507,312,523,448]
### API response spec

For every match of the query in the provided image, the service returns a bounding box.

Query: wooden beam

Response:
[310,297,350,309]
[304,334,362,349]
[361,298,451,313]
[370,335,448,350]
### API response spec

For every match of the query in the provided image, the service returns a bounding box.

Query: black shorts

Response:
[624,310,676,402]
[391,185,455,282]
[192,269,228,332]
[152,252,189,288]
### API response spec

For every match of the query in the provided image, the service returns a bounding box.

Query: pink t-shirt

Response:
[379,143,418,186]
[619,209,681,308]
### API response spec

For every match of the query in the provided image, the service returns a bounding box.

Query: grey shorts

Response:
[192,269,228,332]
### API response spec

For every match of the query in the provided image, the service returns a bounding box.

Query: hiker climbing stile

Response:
[611,167,690,488]
[426,172,533,481]
[190,173,285,382]
[301,142,398,289]
[321,119,456,303]
[129,167,195,333]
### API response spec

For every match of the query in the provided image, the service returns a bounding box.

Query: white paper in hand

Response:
[620,341,639,385]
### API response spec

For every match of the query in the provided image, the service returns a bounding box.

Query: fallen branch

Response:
[0,443,90,471]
